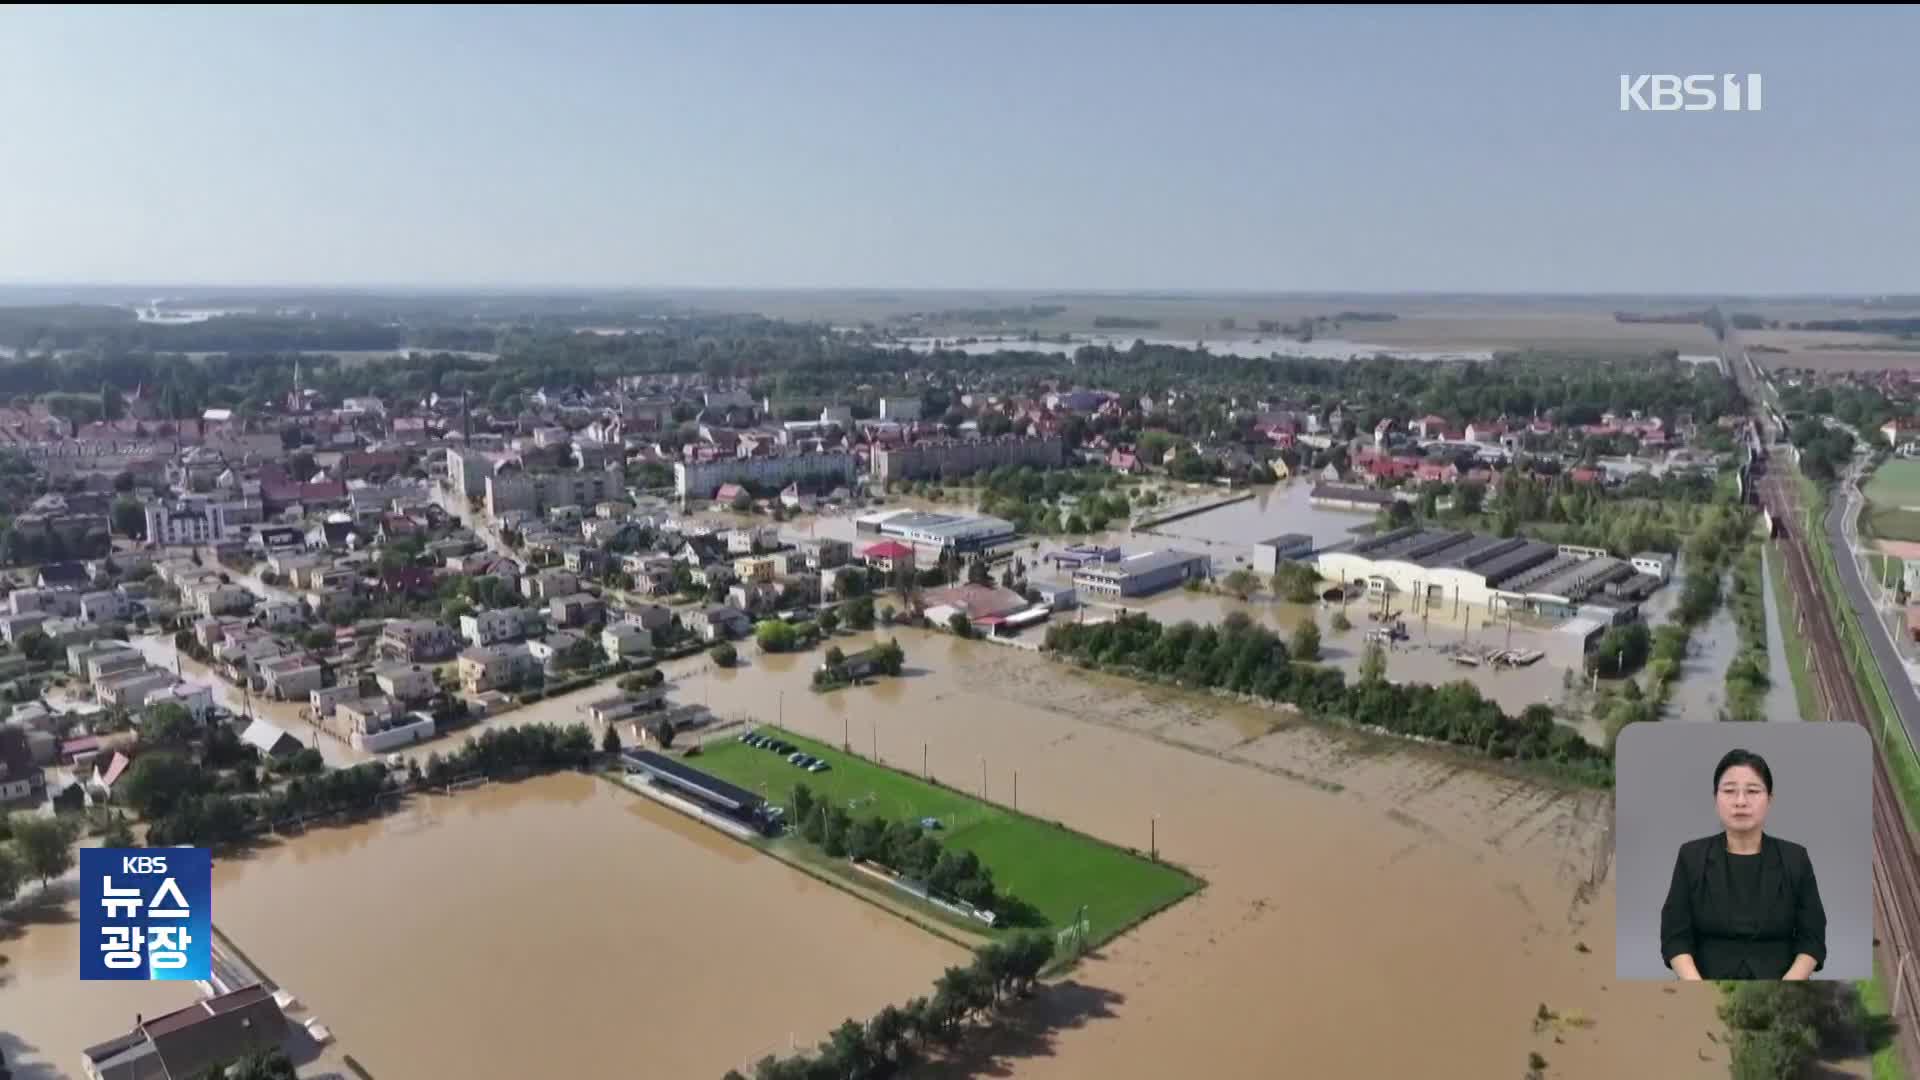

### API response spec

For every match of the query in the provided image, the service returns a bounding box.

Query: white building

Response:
[460,608,527,647]
[877,397,923,422]
[143,498,254,547]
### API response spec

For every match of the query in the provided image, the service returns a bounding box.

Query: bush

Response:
[712,642,738,667]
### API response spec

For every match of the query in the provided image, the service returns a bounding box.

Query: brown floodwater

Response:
[1,773,963,1079]
[0,894,200,1078]
[677,630,1727,1079]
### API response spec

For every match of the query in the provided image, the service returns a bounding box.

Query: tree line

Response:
[722,934,1057,1080]
[120,723,597,847]
[1044,611,1610,783]
[789,780,1034,925]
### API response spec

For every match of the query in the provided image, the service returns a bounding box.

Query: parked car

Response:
[806,762,830,774]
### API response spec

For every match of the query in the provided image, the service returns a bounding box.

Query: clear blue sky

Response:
[2,5,1915,293]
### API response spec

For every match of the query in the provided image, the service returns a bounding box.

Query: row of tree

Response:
[789,780,1028,924]
[1722,544,1772,722]
[1045,612,1610,781]
[722,934,1057,1080]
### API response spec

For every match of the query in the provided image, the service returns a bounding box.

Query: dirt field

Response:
[660,632,1728,1079]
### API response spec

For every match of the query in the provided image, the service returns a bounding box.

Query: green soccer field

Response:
[1864,459,1920,509]
[692,727,1202,947]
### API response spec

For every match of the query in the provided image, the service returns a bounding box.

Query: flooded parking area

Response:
[1139,482,1378,564]
[670,632,1724,1079]
[2,773,963,1080]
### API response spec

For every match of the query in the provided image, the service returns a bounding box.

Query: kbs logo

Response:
[1619,74,1763,112]
[79,847,212,981]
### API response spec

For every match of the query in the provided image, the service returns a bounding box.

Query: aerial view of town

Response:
[1,6,1916,1080]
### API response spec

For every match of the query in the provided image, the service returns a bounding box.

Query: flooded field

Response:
[1139,482,1377,562]
[2,774,964,1080]
[672,632,1725,1079]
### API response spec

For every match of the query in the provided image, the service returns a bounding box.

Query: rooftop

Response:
[1076,549,1206,579]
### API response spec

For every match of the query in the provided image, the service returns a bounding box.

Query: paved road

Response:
[1823,460,1920,754]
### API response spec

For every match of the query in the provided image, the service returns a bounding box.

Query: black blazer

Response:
[1660,833,1826,980]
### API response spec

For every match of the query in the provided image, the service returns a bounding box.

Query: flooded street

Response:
[3,773,962,1080]
[668,632,1723,1079]
[1759,547,1801,721]
[1638,567,1738,723]
[128,631,363,767]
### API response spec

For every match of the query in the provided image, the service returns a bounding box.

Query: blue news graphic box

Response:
[79,848,212,982]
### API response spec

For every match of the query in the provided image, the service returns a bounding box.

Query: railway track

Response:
[1760,466,1920,1062]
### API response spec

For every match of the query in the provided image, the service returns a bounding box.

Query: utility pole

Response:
[1150,814,1158,861]
[922,741,928,779]
[1013,769,1019,812]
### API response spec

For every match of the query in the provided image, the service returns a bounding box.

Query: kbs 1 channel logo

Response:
[79,848,212,981]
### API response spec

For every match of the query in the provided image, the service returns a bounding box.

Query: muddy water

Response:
[1638,569,1739,723]
[2,774,964,1080]
[0,895,200,1078]
[1140,482,1377,564]
[672,631,1725,1079]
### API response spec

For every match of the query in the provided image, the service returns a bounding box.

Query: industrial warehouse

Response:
[854,508,1017,556]
[1311,527,1663,619]
[1072,548,1213,598]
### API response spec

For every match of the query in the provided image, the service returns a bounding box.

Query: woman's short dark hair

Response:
[1714,748,1773,793]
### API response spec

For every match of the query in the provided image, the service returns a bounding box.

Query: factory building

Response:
[1312,528,1660,616]
[1072,549,1212,599]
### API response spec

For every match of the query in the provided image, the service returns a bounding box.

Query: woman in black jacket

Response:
[1661,748,1827,980]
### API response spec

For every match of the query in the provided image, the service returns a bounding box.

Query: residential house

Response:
[1107,448,1143,475]
[684,605,751,642]
[84,646,147,685]
[255,600,305,630]
[602,623,651,661]
[733,555,780,584]
[0,726,41,804]
[380,618,461,662]
[38,562,88,589]
[337,696,402,737]
[522,569,580,601]
[309,684,362,720]
[0,611,48,645]
[460,608,528,647]
[259,654,324,700]
[727,581,781,615]
[96,668,177,710]
[691,562,735,590]
[723,527,777,555]
[240,719,305,760]
[77,590,131,624]
[617,602,675,635]
[527,630,588,668]
[861,540,914,575]
[800,538,851,570]
[373,662,436,703]
[253,525,305,553]
[305,519,359,551]
[549,592,605,628]
[458,644,539,693]
[562,547,605,577]
[90,751,133,801]
[143,681,213,722]
[79,983,289,1080]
